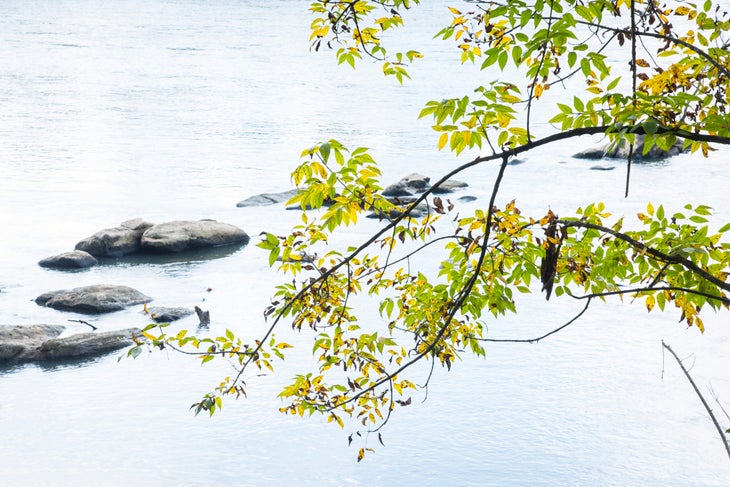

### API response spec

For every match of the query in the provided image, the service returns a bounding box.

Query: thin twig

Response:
[476,297,592,343]
[662,340,730,460]
[68,319,97,331]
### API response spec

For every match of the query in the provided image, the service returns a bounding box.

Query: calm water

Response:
[1,1,729,485]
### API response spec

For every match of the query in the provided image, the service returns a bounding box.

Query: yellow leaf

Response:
[635,58,650,68]
[448,6,462,15]
[645,294,655,312]
[647,202,654,216]
[141,330,158,341]
[437,132,448,150]
[534,83,544,99]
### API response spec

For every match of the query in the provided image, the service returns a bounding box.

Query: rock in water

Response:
[0,324,66,362]
[75,218,155,257]
[573,135,684,160]
[38,250,98,269]
[382,173,431,197]
[140,220,249,253]
[236,189,300,207]
[145,306,194,323]
[0,325,141,363]
[432,179,469,194]
[39,328,140,360]
[35,285,152,314]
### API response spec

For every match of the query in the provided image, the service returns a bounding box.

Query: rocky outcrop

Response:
[573,135,684,160]
[35,285,152,314]
[0,324,139,363]
[140,220,250,253]
[75,218,154,257]
[236,189,300,207]
[38,250,98,269]
[145,306,193,323]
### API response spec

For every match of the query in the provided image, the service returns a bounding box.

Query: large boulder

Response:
[38,250,98,269]
[0,324,140,363]
[140,220,249,253]
[0,324,65,362]
[35,285,152,314]
[39,328,140,360]
[236,189,300,208]
[75,218,155,257]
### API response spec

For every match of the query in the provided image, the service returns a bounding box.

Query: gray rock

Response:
[382,173,431,197]
[458,195,478,203]
[400,173,431,190]
[381,182,414,197]
[0,324,65,362]
[36,285,152,314]
[141,220,249,253]
[573,147,606,160]
[75,218,155,257]
[573,135,684,160]
[145,306,193,323]
[0,324,141,363]
[432,179,468,194]
[236,190,300,207]
[38,250,98,269]
[367,201,430,220]
[39,328,140,360]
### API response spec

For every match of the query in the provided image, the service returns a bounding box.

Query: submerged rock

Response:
[35,284,152,314]
[236,190,300,207]
[140,220,249,253]
[0,324,140,364]
[38,250,98,269]
[75,218,154,257]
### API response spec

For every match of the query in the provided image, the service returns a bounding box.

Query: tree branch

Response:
[557,219,730,293]
[662,340,730,460]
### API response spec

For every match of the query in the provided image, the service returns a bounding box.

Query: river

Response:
[1,1,729,485]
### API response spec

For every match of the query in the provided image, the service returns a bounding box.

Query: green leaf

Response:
[319,142,331,162]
